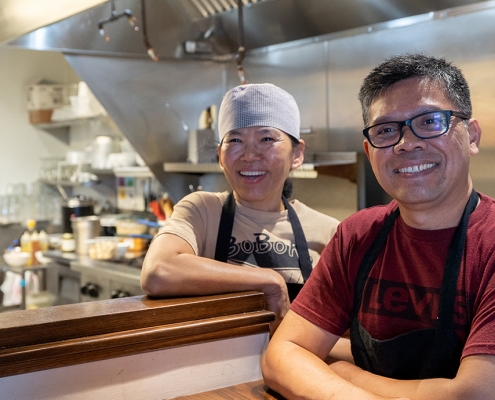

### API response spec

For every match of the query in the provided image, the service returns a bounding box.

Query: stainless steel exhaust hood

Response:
[4,0,495,204]
[7,0,491,60]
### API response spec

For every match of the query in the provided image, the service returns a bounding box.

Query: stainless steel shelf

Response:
[163,152,357,179]
[32,117,99,130]
[40,179,82,187]
[163,162,318,178]
[310,151,357,166]
[31,116,102,144]
[113,166,153,178]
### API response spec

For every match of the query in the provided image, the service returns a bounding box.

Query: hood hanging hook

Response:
[97,0,139,42]
[141,0,158,61]
[235,0,248,84]
[97,0,157,62]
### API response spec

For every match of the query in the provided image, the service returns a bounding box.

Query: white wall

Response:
[0,47,125,222]
[1,333,268,399]
[0,46,79,195]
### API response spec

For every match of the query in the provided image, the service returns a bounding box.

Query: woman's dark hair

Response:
[282,134,302,199]
[358,54,472,126]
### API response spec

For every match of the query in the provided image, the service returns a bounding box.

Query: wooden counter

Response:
[0,292,274,399]
[177,379,285,399]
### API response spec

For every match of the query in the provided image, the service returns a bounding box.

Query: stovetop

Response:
[43,250,145,269]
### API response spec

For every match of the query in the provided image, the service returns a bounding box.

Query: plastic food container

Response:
[120,237,149,252]
[116,220,149,236]
[87,237,119,260]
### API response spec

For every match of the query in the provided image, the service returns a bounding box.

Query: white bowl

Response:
[116,242,130,258]
[35,251,52,265]
[3,251,30,268]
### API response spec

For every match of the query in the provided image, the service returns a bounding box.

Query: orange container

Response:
[121,237,149,252]
[29,109,53,124]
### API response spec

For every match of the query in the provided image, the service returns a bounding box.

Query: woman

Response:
[141,83,339,332]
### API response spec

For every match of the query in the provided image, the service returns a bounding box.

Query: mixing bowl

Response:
[3,251,30,268]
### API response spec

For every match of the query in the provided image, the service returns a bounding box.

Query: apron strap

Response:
[214,192,313,282]
[282,196,312,282]
[437,189,479,329]
[214,192,236,262]
[352,207,400,315]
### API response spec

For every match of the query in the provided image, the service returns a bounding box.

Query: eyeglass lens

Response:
[368,111,449,148]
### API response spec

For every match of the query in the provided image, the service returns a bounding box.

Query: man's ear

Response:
[467,118,482,156]
[363,139,372,159]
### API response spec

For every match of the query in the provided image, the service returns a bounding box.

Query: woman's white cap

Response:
[218,83,300,141]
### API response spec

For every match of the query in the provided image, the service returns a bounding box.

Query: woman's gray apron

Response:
[350,190,479,379]
[214,192,312,301]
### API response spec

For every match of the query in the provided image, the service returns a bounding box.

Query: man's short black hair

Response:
[358,54,472,126]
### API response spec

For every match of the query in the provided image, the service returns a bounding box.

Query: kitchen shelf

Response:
[164,162,318,179]
[31,116,101,144]
[163,152,357,180]
[32,116,99,130]
[40,167,152,187]
[40,179,82,187]
[113,166,153,178]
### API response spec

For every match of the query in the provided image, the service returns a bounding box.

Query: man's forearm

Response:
[263,341,403,399]
[328,359,495,400]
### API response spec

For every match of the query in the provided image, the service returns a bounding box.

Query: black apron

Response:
[350,190,479,379]
[214,192,312,302]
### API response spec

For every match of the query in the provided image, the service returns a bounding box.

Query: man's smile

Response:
[396,163,436,174]
[239,170,267,177]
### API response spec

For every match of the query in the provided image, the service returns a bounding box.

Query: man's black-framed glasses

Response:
[363,110,470,149]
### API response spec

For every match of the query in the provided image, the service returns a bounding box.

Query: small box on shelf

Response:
[26,83,77,110]
[26,82,78,126]
[29,109,54,124]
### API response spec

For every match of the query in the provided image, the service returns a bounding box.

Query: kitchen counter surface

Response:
[43,249,142,278]
[43,250,143,269]
[43,249,144,301]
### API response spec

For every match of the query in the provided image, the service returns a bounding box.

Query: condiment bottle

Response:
[20,230,32,266]
[39,230,49,251]
[25,219,41,265]
[30,230,41,265]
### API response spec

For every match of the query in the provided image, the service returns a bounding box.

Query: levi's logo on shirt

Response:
[361,277,468,328]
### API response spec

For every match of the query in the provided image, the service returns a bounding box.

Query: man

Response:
[262,54,495,399]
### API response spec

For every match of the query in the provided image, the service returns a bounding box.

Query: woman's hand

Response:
[262,271,290,335]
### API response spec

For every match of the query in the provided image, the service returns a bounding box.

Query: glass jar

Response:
[61,233,76,253]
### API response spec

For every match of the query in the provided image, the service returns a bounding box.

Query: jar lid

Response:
[63,195,94,207]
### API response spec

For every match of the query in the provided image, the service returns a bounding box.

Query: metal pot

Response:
[71,215,101,255]
[62,196,95,233]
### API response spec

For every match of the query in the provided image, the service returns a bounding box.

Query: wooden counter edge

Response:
[0,292,275,378]
[0,291,267,348]
[176,379,286,400]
